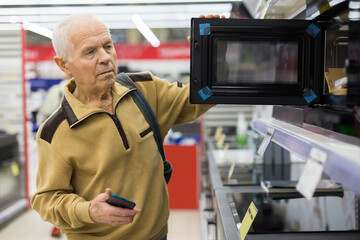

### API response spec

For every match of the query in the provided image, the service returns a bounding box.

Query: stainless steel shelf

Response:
[253,118,360,196]
[204,139,360,240]
[0,198,27,227]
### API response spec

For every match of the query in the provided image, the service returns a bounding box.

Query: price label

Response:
[239,201,258,240]
[296,147,327,199]
[11,162,20,177]
[216,133,226,149]
[214,126,223,140]
[227,161,236,183]
[257,128,274,156]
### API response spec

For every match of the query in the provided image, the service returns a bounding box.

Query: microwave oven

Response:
[189,1,359,107]
[190,18,322,105]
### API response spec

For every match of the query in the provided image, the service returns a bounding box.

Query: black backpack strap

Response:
[116,72,172,183]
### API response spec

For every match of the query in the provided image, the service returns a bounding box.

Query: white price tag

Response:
[257,128,274,156]
[296,148,328,199]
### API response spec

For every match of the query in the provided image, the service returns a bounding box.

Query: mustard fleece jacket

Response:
[31,72,212,240]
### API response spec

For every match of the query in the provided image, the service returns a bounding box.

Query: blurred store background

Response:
[1,1,359,240]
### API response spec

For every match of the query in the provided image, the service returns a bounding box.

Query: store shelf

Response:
[0,198,27,227]
[253,118,360,196]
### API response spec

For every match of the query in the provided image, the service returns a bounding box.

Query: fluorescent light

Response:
[132,14,160,47]
[1,12,215,23]
[5,15,53,38]
[38,20,192,30]
[0,4,232,15]
[0,0,240,5]
[22,20,53,39]
[0,3,232,30]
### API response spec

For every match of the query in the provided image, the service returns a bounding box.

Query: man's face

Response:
[65,20,117,94]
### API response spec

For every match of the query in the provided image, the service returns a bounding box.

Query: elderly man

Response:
[31,14,213,239]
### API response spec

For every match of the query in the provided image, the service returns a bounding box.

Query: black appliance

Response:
[190,18,322,105]
[189,0,359,108]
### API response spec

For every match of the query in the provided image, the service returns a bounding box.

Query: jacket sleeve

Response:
[30,133,94,229]
[140,72,214,139]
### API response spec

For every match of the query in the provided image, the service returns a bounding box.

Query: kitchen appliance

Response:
[190,0,359,108]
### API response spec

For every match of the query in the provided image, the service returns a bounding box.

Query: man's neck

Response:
[73,87,114,114]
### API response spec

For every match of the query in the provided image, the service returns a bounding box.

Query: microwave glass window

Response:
[215,40,299,85]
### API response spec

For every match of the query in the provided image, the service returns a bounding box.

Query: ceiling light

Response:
[0,3,232,30]
[0,4,232,15]
[132,14,160,47]
[23,21,53,39]
[0,0,241,5]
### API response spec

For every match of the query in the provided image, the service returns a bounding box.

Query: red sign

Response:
[25,42,190,62]
[25,45,55,62]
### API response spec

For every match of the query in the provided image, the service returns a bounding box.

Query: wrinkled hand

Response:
[89,188,141,226]
[187,14,226,43]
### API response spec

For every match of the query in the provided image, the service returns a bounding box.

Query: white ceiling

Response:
[0,1,237,30]
[0,0,314,43]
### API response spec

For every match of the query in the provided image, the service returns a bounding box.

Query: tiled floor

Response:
[0,209,202,240]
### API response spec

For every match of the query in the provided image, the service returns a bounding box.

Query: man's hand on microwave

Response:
[187,14,226,43]
[187,15,229,82]
[186,15,229,82]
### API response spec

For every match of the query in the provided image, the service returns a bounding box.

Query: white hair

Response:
[52,14,111,61]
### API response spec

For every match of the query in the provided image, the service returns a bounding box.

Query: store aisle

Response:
[0,209,201,240]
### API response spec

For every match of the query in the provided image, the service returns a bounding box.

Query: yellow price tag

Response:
[319,1,331,14]
[8,123,16,135]
[216,133,226,149]
[239,201,258,240]
[11,162,20,177]
[214,126,223,140]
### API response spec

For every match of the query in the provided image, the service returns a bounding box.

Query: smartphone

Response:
[106,193,136,209]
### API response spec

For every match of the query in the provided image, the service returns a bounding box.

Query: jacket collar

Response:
[62,78,133,128]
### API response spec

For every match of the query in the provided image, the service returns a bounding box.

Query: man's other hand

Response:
[89,188,141,226]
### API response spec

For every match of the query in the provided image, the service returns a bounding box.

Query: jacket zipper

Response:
[67,89,134,148]
[109,113,129,150]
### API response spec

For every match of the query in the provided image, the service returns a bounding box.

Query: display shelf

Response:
[0,198,27,227]
[204,139,360,240]
[253,118,360,196]
[0,23,29,222]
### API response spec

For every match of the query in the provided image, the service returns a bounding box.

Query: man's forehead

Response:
[79,34,112,45]
[70,24,112,48]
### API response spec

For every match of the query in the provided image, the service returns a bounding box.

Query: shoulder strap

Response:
[117,72,166,162]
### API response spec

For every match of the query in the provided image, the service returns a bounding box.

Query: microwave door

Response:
[190,18,323,105]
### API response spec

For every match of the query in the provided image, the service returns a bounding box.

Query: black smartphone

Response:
[106,193,136,209]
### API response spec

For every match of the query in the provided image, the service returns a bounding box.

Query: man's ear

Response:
[54,56,72,76]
